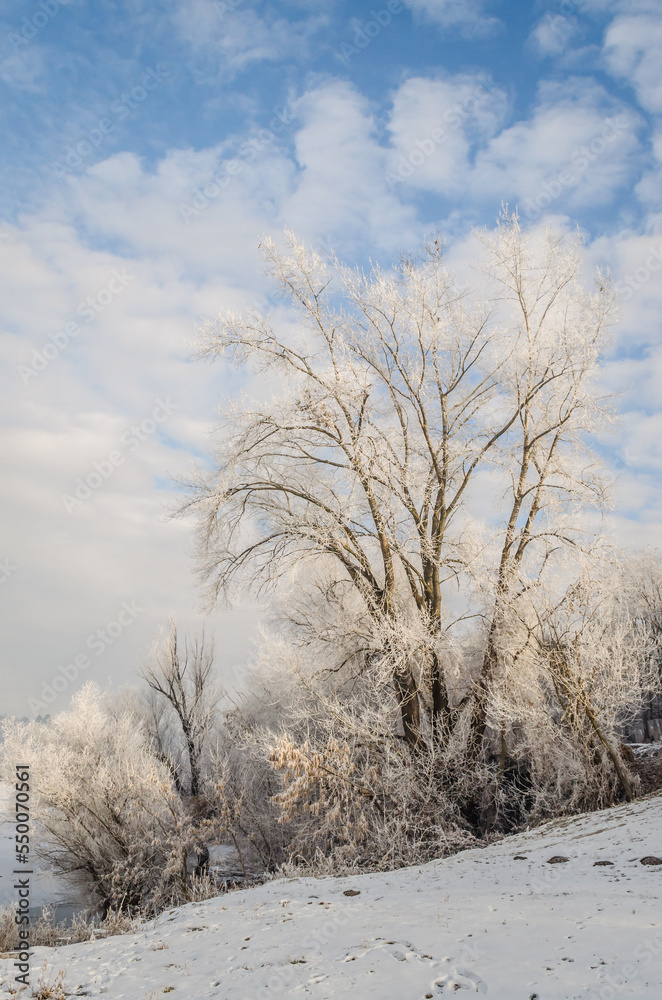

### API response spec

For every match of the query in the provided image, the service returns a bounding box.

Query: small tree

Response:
[141,619,220,798]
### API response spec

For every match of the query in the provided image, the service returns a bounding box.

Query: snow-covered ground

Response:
[1,793,661,999]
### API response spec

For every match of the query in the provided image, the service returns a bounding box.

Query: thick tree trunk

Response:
[393,665,422,750]
[182,722,201,797]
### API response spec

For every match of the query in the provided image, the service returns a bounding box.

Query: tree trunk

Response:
[582,698,634,803]
[393,665,422,750]
[466,635,498,764]
[550,645,634,804]
[182,721,201,797]
[193,843,210,878]
[430,650,452,743]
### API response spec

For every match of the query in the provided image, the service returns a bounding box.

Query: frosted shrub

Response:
[0,684,212,915]
[479,548,662,822]
[207,646,479,874]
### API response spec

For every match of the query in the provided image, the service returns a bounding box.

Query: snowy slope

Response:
[1,793,661,999]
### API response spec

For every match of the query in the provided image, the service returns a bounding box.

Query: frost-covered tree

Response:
[464,218,613,761]
[179,213,615,770]
[141,618,220,798]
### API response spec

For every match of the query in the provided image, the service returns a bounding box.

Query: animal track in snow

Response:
[428,957,488,993]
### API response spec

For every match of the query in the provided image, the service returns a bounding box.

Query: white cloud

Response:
[635,170,662,209]
[635,130,662,208]
[583,223,662,549]
[469,79,641,218]
[0,242,264,717]
[50,84,416,263]
[403,0,499,35]
[381,75,641,219]
[529,12,579,57]
[386,74,508,194]
[172,0,326,75]
[589,224,662,358]
[603,14,662,113]
[281,81,417,250]
[0,46,46,93]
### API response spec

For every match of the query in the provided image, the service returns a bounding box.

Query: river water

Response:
[0,782,82,922]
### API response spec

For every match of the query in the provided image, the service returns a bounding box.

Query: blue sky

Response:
[1,0,661,716]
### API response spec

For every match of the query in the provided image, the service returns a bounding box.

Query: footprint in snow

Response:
[429,960,487,994]
[342,938,434,965]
